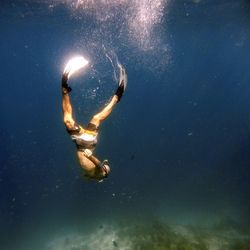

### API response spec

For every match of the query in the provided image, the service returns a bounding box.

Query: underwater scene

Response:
[1,0,250,249]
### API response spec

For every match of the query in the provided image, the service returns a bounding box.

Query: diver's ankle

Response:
[62,85,72,95]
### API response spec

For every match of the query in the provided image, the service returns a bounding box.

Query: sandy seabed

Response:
[45,219,250,250]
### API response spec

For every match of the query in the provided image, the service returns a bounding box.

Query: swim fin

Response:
[61,73,72,94]
[115,64,127,102]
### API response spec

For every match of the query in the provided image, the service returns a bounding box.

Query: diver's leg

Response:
[89,64,127,128]
[89,95,118,128]
[62,73,75,129]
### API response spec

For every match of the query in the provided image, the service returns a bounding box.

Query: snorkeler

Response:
[61,63,127,182]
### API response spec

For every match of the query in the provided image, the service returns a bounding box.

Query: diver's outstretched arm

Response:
[89,64,127,128]
[61,73,75,129]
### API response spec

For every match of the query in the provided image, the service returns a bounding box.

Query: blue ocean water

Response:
[1,1,250,249]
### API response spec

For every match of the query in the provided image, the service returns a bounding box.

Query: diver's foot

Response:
[62,85,72,95]
[115,84,124,102]
[61,73,72,94]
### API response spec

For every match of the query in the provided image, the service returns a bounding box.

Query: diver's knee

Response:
[93,114,101,122]
[63,116,74,129]
[90,115,101,127]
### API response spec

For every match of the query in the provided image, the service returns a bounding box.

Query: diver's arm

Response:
[83,150,108,170]
[87,154,102,167]
[88,155,109,179]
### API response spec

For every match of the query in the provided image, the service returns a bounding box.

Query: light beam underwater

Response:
[64,56,89,78]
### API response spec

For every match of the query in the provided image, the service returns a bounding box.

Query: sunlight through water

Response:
[48,0,169,52]
[64,56,89,78]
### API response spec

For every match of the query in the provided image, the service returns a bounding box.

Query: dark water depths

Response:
[1,1,250,249]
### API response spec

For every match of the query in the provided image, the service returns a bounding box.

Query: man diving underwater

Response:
[61,62,127,182]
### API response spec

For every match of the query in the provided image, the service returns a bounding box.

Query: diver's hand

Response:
[83,149,93,158]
